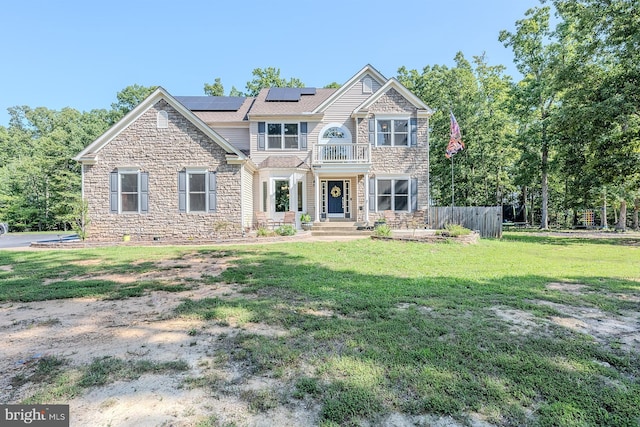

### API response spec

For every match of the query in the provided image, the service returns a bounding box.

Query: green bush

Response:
[256,227,274,237]
[276,225,297,236]
[373,224,392,237]
[436,223,472,237]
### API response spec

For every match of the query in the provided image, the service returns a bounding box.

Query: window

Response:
[268,123,299,149]
[376,118,408,146]
[297,181,303,212]
[188,173,206,212]
[377,179,409,212]
[275,180,290,212]
[110,170,148,214]
[178,170,217,213]
[362,77,373,94]
[120,173,139,212]
[157,110,168,128]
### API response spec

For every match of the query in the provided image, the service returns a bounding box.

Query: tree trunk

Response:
[540,142,549,229]
[634,197,639,231]
[616,200,627,231]
[602,188,608,229]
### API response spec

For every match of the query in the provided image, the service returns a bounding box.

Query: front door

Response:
[327,180,344,216]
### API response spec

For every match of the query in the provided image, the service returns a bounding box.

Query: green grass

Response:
[2,235,639,425]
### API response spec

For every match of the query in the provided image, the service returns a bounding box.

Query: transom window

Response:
[323,127,345,139]
[268,123,299,149]
[377,118,409,146]
[377,179,409,211]
[318,123,352,144]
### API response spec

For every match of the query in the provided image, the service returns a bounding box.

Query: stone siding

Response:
[357,89,430,225]
[83,100,243,241]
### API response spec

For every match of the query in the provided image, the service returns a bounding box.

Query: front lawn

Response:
[1,235,638,426]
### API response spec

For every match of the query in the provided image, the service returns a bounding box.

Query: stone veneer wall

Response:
[357,88,430,225]
[83,100,243,241]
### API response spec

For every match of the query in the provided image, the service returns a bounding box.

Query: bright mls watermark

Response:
[1,405,69,426]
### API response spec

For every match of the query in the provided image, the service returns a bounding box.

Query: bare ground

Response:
[1,249,638,426]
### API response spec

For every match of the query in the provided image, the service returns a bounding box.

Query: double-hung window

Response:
[376,179,409,212]
[267,123,299,149]
[109,170,149,214]
[178,170,217,213]
[376,118,409,146]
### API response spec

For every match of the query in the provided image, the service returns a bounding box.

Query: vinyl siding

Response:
[241,164,254,228]
[213,127,250,153]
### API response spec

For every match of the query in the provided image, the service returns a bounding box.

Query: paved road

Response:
[0,233,79,249]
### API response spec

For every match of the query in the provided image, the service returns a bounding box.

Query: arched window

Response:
[318,123,352,144]
[157,110,168,129]
[362,77,373,94]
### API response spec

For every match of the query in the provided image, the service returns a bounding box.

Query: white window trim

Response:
[119,170,141,214]
[318,122,352,145]
[157,110,169,129]
[271,176,293,214]
[375,175,411,212]
[362,77,373,94]
[267,122,300,150]
[375,115,410,147]
[185,168,208,213]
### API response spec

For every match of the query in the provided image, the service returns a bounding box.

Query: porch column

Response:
[314,174,320,222]
[364,173,370,223]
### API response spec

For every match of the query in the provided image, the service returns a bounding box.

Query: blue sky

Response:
[0,0,543,127]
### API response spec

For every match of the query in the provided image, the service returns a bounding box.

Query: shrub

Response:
[436,223,472,237]
[276,224,297,236]
[373,224,392,237]
[256,227,274,237]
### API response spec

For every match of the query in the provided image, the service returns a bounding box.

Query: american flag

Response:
[445,111,464,159]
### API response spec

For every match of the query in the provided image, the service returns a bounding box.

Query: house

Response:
[74,65,433,241]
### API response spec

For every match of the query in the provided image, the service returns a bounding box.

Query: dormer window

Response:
[157,110,168,129]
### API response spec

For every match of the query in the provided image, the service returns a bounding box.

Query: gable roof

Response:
[74,87,247,163]
[312,64,388,113]
[351,78,434,118]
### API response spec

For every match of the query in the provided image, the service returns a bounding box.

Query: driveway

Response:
[0,233,79,249]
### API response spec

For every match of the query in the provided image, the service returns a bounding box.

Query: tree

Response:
[397,52,517,208]
[203,77,224,96]
[110,84,157,123]
[500,6,564,229]
[244,67,305,97]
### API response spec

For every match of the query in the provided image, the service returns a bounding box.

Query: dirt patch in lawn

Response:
[492,282,640,352]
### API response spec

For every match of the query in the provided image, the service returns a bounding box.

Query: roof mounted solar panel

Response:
[266,88,301,101]
[265,87,317,101]
[175,96,245,111]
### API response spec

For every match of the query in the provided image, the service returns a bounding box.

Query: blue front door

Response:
[328,180,344,215]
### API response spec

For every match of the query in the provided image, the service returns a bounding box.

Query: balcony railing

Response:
[312,143,371,164]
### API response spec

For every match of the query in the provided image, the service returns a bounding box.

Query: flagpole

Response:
[450,155,454,221]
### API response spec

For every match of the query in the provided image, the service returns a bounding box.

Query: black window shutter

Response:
[300,122,307,150]
[109,171,119,214]
[410,118,418,147]
[411,178,418,211]
[368,119,375,146]
[369,177,376,211]
[140,172,149,213]
[258,122,265,151]
[178,171,187,212]
[208,172,217,212]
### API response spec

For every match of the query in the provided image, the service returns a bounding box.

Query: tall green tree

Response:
[243,67,305,97]
[109,84,157,123]
[398,52,517,208]
[500,6,565,229]
[203,77,224,96]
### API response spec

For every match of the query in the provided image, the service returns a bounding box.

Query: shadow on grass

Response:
[503,231,640,246]
[174,247,640,427]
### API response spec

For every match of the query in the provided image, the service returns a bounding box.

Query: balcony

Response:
[312,143,371,165]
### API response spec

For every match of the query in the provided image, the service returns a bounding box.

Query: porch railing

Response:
[312,143,371,164]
